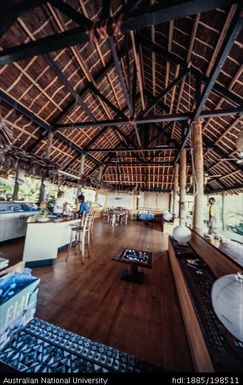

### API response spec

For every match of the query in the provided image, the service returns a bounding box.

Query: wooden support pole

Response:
[222,192,226,231]
[179,149,187,225]
[99,165,105,181]
[76,153,86,197]
[13,167,25,201]
[192,118,204,231]
[45,132,53,159]
[80,153,86,176]
[39,132,53,203]
[12,168,20,201]
[173,163,179,217]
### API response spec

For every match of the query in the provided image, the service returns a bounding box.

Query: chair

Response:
[66,213,92,264]
[80,213,92,262]
[102,209,109,224]
[89,210,95,243]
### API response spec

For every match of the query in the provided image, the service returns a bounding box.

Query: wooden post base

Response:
[121,265,145,284]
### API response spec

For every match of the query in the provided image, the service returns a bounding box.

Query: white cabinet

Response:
[23,219,80,262]
[0,213,34,242]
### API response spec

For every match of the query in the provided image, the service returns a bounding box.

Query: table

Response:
[110,210,128,226]
[113,248,152,284]
[137,212,155,226]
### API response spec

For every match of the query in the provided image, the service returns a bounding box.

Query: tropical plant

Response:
[18,176,41,202]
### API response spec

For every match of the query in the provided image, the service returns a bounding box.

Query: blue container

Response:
[0,272,40,350]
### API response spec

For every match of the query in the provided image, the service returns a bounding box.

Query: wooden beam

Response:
[174,4,243,164]
[0,89,52,133]
[193,6,243,122]
[0,1,234,64]
[88,83,127,120]
[44,54,96,121]
[130,31,146,111]
[142,36,243,107]
[49,0,92,27]
[0,0,47,38]
[83,145,177,153]
[63,102,136,172]
[52,46,127,125]
[27,46,127,153]
[104,161,174,166]
[141,66,190,117]
[55,107,243,130]
[0,83,100,168]
[109,36,132,115]
[206,184,243,193]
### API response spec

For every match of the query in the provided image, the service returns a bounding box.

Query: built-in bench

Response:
[168,230,242,372]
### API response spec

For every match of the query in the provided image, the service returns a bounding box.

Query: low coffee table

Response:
[113,248,152,284]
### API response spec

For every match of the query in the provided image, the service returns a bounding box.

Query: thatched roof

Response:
[0,0,242,193]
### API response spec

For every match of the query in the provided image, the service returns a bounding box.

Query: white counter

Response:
[0,212,36,242]
[23,219,80,263]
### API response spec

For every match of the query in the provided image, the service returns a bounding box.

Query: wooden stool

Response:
[66,214,91,264]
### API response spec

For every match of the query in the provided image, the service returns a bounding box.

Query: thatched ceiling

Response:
[0,0,242,193]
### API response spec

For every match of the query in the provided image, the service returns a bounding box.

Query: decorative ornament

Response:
[211,272,243,342]
[163,211,173,222]
[173,225,192,244]
[0,118,14,149]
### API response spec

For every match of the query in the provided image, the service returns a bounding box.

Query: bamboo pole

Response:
[179,149,187,225]
[39,132,53,203]
[76,153,86,198]
[192,118,204,231]
[80,153,86,176]
[12,168,20,201]
[222,192,226,231]
[99,165,105,181]
[173,163,179,216]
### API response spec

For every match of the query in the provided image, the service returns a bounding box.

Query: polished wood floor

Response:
[0,220,193,372]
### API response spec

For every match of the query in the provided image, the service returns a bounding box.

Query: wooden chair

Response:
[66,213,91,264]
[102,209,109,224]
[89,210,95,243]
[66,219,83,263]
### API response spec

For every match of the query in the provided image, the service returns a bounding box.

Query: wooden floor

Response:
[0,219,193,372]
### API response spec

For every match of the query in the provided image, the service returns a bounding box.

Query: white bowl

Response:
[36,217,50,223]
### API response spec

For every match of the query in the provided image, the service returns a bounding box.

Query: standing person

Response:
[208,197,217,234]
[78,194,89,216]
[53,191,66,215]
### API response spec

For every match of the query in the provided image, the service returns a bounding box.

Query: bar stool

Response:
[66,214,90,264]
[89,211,95,243]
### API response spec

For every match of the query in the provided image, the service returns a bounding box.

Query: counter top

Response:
[191,228,243,269]
[28,216,80,224]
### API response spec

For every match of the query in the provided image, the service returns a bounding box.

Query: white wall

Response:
[138,192,170,212]
[107,192,134,209]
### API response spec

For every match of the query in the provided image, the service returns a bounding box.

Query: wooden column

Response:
[12,168,20,201]
[76,153,86,198]
[13,167,25,201]
[222,192,226,231]
[80,153,86,176]
[99,165,104,181]
[173,163,179,216]
[39,132,53,203]
[179,149,187,225]
[192,118,204,231]
[45,132,53,159]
